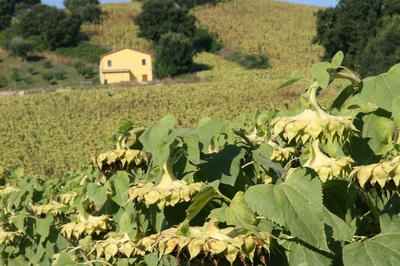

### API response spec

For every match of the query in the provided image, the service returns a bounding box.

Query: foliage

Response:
[0,75,7,88]
[25,64,35,75]
[10,68,20,82]
[73,58,82,69]
[23,75,31,84]
[0,0,338,177]
[76,65,93,78]
[53,67,65,80]
[3,36,34,63]
[193,27,223,53]
[312,0,400,76]
[82,0,323,77]
[0,27,18,47]
[134,0,196,44]
[356,14,400,77]
[42,59,52,69]
[26,35,48,52]
[224,50,269,70]
[153,32,197,78]
[41,70,54,83]
[2,52,400,265]
[0,0,14,30]
[18,4,82,50]
[63,0,102,23]
[0,0,41,30]
[55,42,109,63]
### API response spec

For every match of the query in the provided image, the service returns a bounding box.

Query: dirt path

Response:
[0,88,72,98]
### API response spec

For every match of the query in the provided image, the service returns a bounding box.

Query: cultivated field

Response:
[0,0,334,177]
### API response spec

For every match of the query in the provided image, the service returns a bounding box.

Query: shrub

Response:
[3,36,34,63]
[24,75,32,84]
[73,59,82,69]
[25,64,35,75]
[154,32,196,78]
[77,65,93,78]
[55,42,108,63]
[43,59,53,69]
[243,54,269,70]
[27,35,48,52]
[0,75,8,88]
[53,67,66,80]
[223,50,269,70]
[194,27,223,53]
[10,68,20,82]
[41,70,54,83]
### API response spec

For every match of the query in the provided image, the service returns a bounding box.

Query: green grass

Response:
[0,49,99,92]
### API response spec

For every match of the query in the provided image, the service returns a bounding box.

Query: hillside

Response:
[0,0,333,177]
[82,0,324,79]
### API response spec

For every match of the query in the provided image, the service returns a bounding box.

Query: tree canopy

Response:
[134,0,196,44]
[4,36,34,63]
[313,0,400,76]
[18,4,82,50]
[153,32,196,78]
[63,0,102,23]
[0,0,41,30]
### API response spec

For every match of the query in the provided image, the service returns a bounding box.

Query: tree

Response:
[135,0,196,44]
[4,36,34,63]
[153,32,196,78]
[0,0,14,30]
[0,0,41,30]
[18,4,82,50]
[63,0,101,23]
[357,15,400,76]
[312,0,400,74]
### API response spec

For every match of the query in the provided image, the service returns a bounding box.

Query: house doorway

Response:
[142,75,148,82]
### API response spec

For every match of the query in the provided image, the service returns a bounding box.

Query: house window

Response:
[142,59,146,65]
[107,60,112,67]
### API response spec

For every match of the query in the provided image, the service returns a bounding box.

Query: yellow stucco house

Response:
[98,48,153,84]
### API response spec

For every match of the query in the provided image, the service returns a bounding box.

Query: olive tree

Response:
[4,36,34,63]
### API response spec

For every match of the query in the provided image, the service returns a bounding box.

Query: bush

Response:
[43,59,52,69]
[25,64,35,75]
[194,27,223,53]
[55,42,109,63]
[27,35,48,52]
[10,68,20,82]
[24,75,32,84]
[223,50,269,70]
[53,67,66,80]
[4,37,34,63]
[0,75,8,88]
[243,54,269,70]
[77,65,93,78]
[41,70,54,83]
[154,32,196,78]
[73,59,82,69]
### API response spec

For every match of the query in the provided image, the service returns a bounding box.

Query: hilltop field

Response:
[0,0,335,177]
